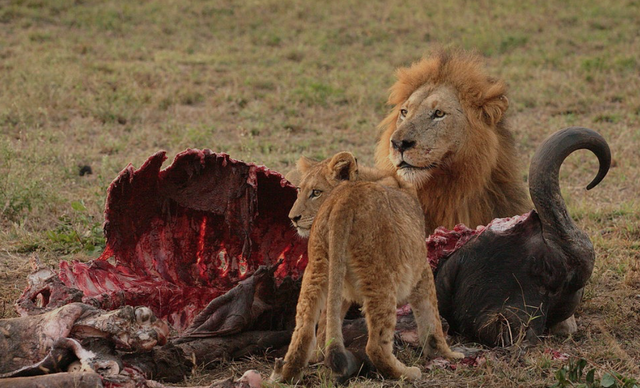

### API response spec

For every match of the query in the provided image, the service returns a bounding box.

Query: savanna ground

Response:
[0,0,639,386]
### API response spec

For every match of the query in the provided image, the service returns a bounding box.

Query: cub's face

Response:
[288,152,357,237]
[289,170,333,237]
[388,84,467,186]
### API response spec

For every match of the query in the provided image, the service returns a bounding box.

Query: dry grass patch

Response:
[1,0,639,386]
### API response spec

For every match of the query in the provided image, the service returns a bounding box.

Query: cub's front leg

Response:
[409,267,464,360]
[270,255,328,383]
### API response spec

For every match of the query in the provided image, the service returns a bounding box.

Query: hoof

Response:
[549,315,577,336]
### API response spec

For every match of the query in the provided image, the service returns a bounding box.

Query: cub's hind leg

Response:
[271,255,329,383]
[363,292,421,381]
[408,267,464,360]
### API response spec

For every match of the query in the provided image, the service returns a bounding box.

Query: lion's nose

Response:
[290,215,301,223]
[391,139,416,153]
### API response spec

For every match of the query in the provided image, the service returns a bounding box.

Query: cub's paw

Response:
[402,366,422,381]
[448,351,465,360]
[309,346,325,364]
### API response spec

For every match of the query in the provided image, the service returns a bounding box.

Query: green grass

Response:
[1,0,639,386]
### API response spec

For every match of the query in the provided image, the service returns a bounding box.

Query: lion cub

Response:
[271,152,463,383]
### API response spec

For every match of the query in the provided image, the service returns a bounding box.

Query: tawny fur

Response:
[271,152,462,383]
[375,49,530,233]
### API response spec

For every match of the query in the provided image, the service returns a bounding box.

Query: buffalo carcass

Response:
[435,127,611,346]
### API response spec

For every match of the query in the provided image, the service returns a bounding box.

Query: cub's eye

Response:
[433,109,445,118]
[399,108,408,118]
[309,189,322,199]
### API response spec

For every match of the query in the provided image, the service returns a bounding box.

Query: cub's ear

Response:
[284,168,302,186]
[481,82,509,127]
[329,152,358,181]
[296,156,318,173]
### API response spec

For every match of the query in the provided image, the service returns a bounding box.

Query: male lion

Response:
[375,50,577,335]
[271,152,462,383]
[375,50,530,233]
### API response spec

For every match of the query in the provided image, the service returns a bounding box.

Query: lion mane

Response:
[375,50,530,232]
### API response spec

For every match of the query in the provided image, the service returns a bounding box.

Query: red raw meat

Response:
[52,150,307,331]
[426,213,535,271]
[426,224,482,270]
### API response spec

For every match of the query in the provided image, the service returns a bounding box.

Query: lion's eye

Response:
[433,109,445,118]
[399,108,408,118]
[309,189,322,199]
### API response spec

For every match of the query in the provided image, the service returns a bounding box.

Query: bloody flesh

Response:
[38,150,307,331]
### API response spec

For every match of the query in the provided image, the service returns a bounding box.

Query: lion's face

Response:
[288,152,357,237]
[375,50,521,230]
[388,84,468,186]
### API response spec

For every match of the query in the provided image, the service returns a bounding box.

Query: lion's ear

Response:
[481,82,509,127]
[329,152,358,181]
[296,156,318,173]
